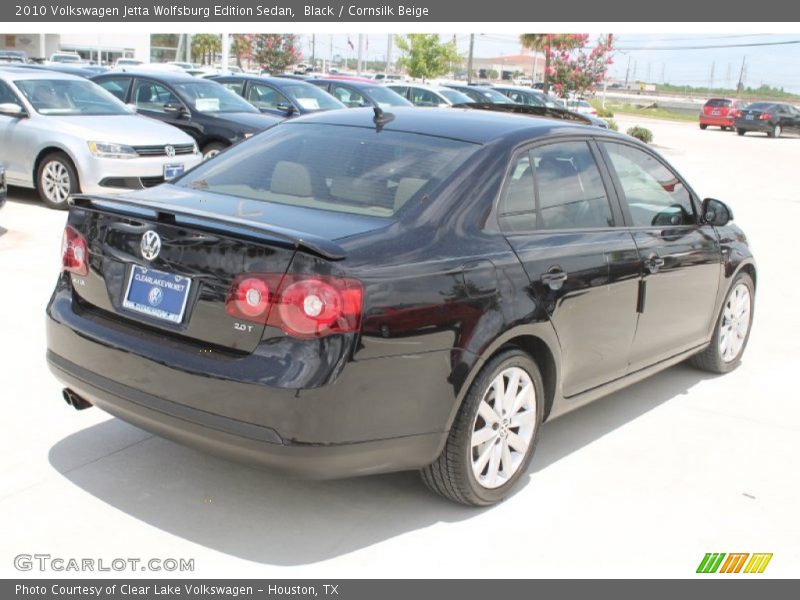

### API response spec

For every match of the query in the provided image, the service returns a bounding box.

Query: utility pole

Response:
[385,34,392,72]
[467,33,475,84]
[624,55,631,88]
[357,34,364,76]
[737,55,746,92]
[708,62,715,92]
[311,34,316,70]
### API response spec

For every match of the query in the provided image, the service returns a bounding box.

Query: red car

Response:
[700,98,742,131]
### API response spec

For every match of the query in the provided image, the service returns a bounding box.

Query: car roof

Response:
[0,66,85,81]
[92,70,198,83]
[211,73,316,87]
[307,78,378,89]
[285,106,618,145]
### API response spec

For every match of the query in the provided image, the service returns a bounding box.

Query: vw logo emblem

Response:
[148,286,163,306]
[165,145,176,158]
[140,230,161,261]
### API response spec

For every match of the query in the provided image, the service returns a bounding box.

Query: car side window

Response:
[222,81,244,96]
[603,142,695,227]
[498,153,536,232]
[96,76,131,102]
[132,80,181,112]
[411,88,441,107]
[0,81,21,105]
[332,85,367,107]
[532,141,614,230]
[248,83,291,110]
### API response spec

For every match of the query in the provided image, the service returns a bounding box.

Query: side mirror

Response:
[163,103,186,116]
[0,103,25,118]
[276,103,296,115]
[125,103,138,113]
[702,198,733,226]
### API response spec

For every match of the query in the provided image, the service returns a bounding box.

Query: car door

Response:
[0,80,29,183]
[499,139,641,397]
[599,141,721,371]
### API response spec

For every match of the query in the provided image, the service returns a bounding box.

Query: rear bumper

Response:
[48,352,443,478]
[699,116,734,127]
[734,121,771,133]
[46,284,455,478]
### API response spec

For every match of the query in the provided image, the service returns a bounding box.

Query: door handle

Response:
[541,269,568,290]
[644,255,665,274]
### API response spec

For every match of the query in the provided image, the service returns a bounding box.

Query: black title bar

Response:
[4,0,800,22]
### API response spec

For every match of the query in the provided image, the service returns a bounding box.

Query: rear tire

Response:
[699,124,708,130]
[737,129,745,136]
[36,152,79,210]
[420,348,544,506]
[689,272,754,374]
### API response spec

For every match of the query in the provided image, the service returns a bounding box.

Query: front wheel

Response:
[201,141,227,160]
[699,124,708,130]
[768,125,782,138]
[36,152,79,210]
[420,349,544,506]
[689,272,754,374]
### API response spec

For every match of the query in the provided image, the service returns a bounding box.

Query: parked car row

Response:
[700,97,800,138]
[1,63,617,210]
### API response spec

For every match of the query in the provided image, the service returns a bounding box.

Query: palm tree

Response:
[192,34,221,66]
[520,34,582,95]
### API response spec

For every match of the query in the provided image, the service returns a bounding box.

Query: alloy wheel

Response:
[42,160,71,205]
[719,283,752,363]
[470,366,537,489]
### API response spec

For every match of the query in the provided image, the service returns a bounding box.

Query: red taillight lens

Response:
[759,113,772,120]
[226,275,276,321]
[61,225,88,276]
[225,273,363,338]
[733,110,741,118]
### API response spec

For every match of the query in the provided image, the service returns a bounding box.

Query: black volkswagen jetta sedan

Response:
[91,71,282,159]
[47,107,756,506]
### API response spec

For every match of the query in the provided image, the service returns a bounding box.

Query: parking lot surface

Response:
[1,116,798,578]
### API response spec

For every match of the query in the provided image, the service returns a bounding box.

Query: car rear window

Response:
[178,123,480,218]
[705,99,732,107]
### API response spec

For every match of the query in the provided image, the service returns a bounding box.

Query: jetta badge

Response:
[140,230,161,261]
[165,145,176,158]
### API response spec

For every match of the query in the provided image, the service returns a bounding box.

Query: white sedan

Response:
[0,67,202,209]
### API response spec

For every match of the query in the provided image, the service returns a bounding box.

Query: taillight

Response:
[733,110,741,118]
[759,113,772,120]
[225,273,363,339]
[61,225,88,276]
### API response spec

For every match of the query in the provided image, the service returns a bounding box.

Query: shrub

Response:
[626,126,653,143]
[593,103,614,118]
[604,118,618,131]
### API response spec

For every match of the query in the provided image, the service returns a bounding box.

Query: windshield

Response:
[173,81,258,113]
[15,79,129,115]
[362,85,412,107]
[439,89,473,104]
[705,98,732,107]
[281,83,345,110]
[178,123,480,218]
[746,102,775,111]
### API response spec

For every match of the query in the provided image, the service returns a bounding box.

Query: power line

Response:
[616,40,800,51]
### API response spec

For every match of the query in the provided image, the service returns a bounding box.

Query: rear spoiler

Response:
[451,102,593,125]
[69,194,346,261]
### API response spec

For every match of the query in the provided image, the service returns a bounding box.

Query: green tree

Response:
[394,34,461,81]
[191,33,221,65]
[485,69,499,80]
[230,34,253,69]
[252,34,302,74]
[519,33,583,94]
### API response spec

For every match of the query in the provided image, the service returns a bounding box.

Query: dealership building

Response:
[0,33,170,64]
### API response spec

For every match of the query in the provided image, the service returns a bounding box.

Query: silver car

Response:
[0,67,202,209]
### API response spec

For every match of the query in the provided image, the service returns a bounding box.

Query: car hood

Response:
[35,114,194,145]
[210,111,283,131]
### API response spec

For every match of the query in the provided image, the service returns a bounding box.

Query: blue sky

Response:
[303,33,800,92]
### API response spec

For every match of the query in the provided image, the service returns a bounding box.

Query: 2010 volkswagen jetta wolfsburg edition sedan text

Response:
[0,68,203,209]
[46,107,756,506]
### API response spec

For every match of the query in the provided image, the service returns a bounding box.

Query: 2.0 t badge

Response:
[140,230,161,261]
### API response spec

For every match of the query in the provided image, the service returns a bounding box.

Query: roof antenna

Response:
[373,105,394,131]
